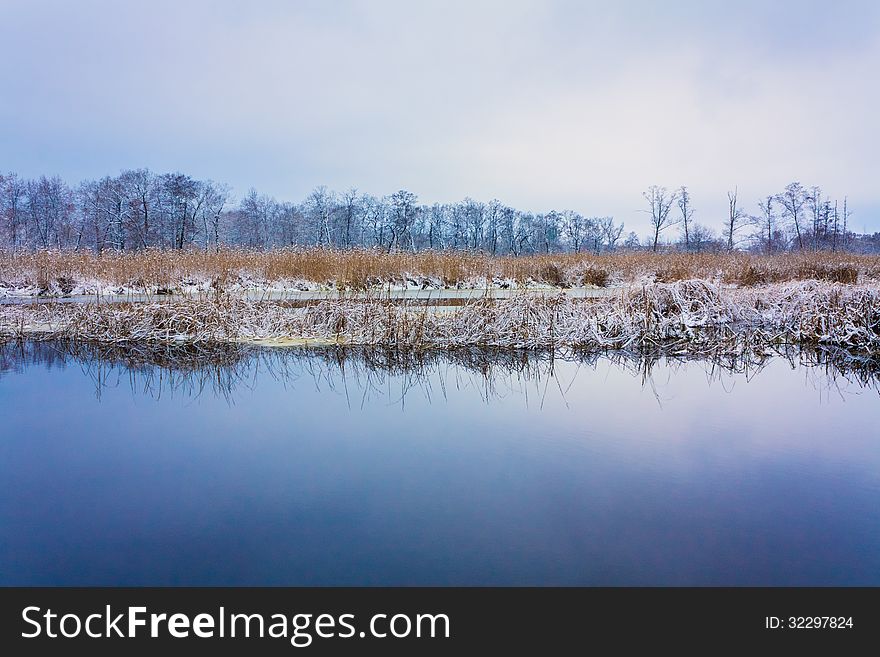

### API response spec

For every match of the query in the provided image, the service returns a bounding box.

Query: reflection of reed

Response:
[2,338,878,404]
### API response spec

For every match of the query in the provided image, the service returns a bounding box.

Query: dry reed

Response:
[2,248,879,297]
[3,281,879,356]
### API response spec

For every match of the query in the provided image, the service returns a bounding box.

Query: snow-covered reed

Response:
[2,280,879,356]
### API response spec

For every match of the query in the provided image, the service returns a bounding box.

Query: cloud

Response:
[1,0,878,234]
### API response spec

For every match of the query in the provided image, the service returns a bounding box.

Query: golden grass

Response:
[1,248,879,293]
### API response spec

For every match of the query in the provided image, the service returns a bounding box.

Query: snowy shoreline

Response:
[0,285,614,305]
[2,280,878,357]
[0,268,599,300]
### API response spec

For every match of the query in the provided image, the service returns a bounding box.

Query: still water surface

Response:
[1,343,878,585]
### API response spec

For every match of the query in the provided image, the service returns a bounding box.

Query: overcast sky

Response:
[2,0,878,236]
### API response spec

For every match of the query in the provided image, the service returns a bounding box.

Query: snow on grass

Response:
[4,248,875,301]
[2,280,879,356]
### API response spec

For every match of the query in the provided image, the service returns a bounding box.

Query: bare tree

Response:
[3,168,874,255]
[237,188,275,248]
[623,231,641,250]
[156,173,202,249]
[388,190,418,251]
[198,181,230,252]
[304,186,335,247]
[598,216,624,251]
[807,185,823,251]
[819,198,833,251]
[677,186,694,251]
[723,188,747,252]
[538,211,562,253]
[338,188,360,248]
[121,169,157,249]
[689,223,717,253]
[425,203,446,250]
[463,198,485,250]
[776,182,807,250]
[642,185,679,252]
[830,199,839,252]
[26,176,75,249]
[0,173,27,251]
[586,217,604,253]
[499,206,518,254]
[514,212,534,254]
[562,210,587,252]
[753,195,776,254]
[99,176,132,250]
[485,199,503,255]
[361,194,388,249]
[445,203,465,250]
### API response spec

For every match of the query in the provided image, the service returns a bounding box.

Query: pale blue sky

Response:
[1,0,878,234]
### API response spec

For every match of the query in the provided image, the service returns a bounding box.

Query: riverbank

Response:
[2,280,878,356]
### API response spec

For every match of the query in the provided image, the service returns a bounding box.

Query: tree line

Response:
[643,183,861,254]
[1,169,876,254]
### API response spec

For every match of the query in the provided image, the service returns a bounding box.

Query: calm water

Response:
[1,342,878,586]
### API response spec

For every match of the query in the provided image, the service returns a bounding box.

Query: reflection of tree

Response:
[1,339,878,404]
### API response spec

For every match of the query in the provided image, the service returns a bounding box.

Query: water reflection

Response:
[1,339,878,405]
[2,338,879,586]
